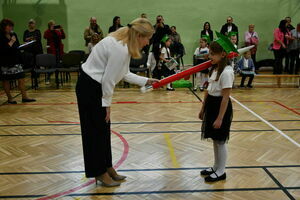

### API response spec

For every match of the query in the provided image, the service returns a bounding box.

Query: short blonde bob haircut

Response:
[110,18,154,59]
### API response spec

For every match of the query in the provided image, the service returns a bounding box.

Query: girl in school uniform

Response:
[199,34,235,182]
[76,18,157,187]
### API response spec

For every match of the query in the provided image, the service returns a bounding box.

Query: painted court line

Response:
[164,134,180,168]
[231,96,300,148]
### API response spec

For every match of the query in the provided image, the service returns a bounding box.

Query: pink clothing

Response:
[244,31,259,54]
[272,28,290,50]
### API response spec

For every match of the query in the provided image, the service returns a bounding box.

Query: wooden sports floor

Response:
[0,75,300,200]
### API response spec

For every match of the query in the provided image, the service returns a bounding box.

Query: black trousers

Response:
[290,49,300,74]
[240,74,254,86]
[273,48,286,74]
[76,70,112,178]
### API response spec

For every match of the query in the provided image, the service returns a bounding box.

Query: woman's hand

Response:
[8,36,16,46]
[105,107,111,123]
[146,78,159,86]
[213,117,223,129]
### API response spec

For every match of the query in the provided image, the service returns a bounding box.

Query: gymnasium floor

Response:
[0,75,299,200]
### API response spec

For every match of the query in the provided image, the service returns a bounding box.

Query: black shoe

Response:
[247,85,253,88]
[22,98,36,103]
[166,88,175,91]
[205,172,226,182]
[7,100,17,104]
[239,85,245,88]
[200,167,215,176]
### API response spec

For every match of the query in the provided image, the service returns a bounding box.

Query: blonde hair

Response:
[109,18,154,59]
[48,20,55,29]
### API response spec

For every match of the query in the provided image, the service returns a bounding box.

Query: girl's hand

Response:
[146,78,159,86]
[105,107,111,123]
[213,117,223,129]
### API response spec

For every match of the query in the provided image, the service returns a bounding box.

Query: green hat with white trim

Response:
[161,35,170,43]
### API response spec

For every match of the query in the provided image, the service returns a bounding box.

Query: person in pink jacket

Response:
[272,20,292,74]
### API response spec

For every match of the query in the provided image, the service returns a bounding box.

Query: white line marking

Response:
[230,96,300,148]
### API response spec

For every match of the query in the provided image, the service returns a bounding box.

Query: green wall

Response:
[1,0,299,63]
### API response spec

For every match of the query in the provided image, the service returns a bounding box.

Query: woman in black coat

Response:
[0,18,35,104]
[200,22,213,43]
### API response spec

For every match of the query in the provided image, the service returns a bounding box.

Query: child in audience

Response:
[229,34,238,69]
[193,38,210,91]
[87,33,100,53]
[159,35,177,91]
[236,50,255,88]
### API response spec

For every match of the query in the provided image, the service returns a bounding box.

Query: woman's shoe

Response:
[95,177,121,187]
[111,174,127,181]
[7,100,17,104]
[204,172,226,182]
[22,98,36,103]
[200,167,215,176]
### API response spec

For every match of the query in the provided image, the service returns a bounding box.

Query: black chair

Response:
[21,51,35,88]
[69,50,86,63]
[34,54,58,89]
[57,53,82,86]
[129,53,150,77]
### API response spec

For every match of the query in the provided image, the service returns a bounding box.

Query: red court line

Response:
[35,130,129,200]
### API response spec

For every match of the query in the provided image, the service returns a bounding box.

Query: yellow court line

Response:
[164,133,180,168]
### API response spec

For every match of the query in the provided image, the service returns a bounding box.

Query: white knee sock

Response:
[205,141,218,172]
[210,141,227,178]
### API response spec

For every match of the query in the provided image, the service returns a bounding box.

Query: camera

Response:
[53,25,61,29]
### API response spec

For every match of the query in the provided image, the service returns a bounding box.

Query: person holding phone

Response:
[43,20,66,61]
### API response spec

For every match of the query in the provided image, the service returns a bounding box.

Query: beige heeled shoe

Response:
[111,174,127,181]
[95,177,121,187]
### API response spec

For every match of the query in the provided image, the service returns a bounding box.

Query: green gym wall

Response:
[1,0,299,64]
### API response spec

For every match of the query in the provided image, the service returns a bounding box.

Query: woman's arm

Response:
[213,88,231,129]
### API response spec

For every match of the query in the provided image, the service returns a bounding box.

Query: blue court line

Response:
[1,165,299,175]
[263,167,295,200]
[1,187,300,199]
[0,119,299,127]
[0,128,299,137]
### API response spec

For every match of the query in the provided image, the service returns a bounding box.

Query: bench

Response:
[255,74,300,87]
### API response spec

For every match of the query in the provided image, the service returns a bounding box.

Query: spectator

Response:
[141,13,147,18]
[229,34,238,69]
[285,17,295,31]
[23,19,43,56]
[237,50,255,88]
[200,22,213,43]
[84,17,104,46]
[44,20,66,61]
[87,33,100,53]
[284,17,295,73]
[220,16,239,44]
[272,20,292,74]
[193,38,209,91]
[151,15,171,66]
[288,23,300,74]
[0,18,36,104]
[108,16,123,33]
[170,26,181,43]
[244,24,259,66]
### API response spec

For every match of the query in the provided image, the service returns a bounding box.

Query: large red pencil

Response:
[152,60,212,89]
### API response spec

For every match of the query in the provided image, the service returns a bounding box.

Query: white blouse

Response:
[207,66,234,96]
[82,36,148,107]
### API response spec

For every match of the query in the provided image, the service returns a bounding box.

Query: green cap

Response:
[161,35,169,43]
[228,31,238,38]
[215,31,238,54]
[201,35,211,43]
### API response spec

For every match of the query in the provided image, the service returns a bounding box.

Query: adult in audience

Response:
[23,19,43,56]
[244,24,259,66]
[44,20,66,61]
[108,16,123,33]
[84,17,104,46]
[200,22,213,43]
[220,16,239,44]
[285,17,295,31]
[170,26,181,43]
[289,23,300,74]
[0,18,36,104]
[272,20,292,74]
